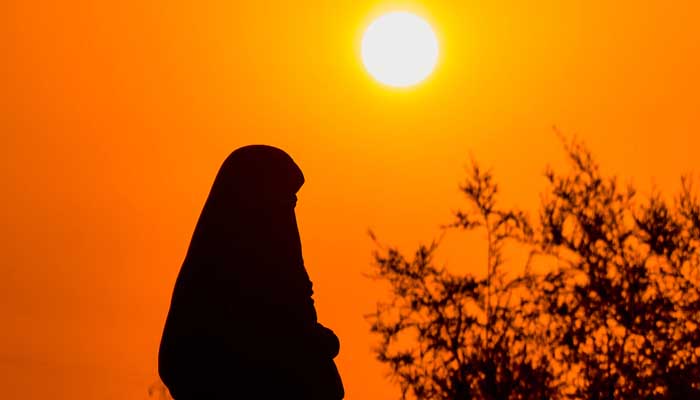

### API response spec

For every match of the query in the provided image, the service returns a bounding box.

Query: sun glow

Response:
[361,11,439,88]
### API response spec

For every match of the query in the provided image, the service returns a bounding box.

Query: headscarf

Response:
[158,145,342,399]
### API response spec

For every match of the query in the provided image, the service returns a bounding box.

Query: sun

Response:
[361,11,439,88]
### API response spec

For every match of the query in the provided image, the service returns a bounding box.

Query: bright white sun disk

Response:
[361,12,439,88]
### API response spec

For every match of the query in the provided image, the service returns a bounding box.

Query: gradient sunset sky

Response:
[2,1,699,399]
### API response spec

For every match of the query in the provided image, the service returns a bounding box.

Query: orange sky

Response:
[2,1,698,399]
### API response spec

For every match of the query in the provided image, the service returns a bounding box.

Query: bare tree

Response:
[368,137,700,399]
[534,137,700,398]
[367,163,556,400]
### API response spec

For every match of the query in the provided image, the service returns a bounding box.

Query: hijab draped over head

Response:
[159,145,342,399]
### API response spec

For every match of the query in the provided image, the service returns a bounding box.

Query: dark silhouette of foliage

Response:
[534,138,700,399]
[367,163,556,400]
[368,137,700,399]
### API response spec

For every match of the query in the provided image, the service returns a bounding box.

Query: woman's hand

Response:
[314,323,340,359]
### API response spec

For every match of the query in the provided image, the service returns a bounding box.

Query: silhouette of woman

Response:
[158,145,344,399]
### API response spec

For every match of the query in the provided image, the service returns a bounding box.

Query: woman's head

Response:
[209,145,304,208]
[186,145,306,266]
